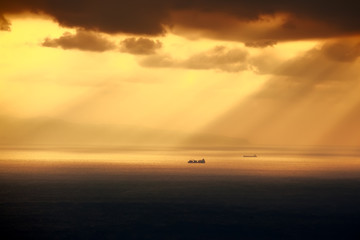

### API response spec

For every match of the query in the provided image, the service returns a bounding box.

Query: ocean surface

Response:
[1,145,360,239]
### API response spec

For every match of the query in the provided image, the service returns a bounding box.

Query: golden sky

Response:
[1,1,360,147]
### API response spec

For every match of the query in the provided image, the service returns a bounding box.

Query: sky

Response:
[1,0,360,147]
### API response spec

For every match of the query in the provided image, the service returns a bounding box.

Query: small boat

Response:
[188,158,206,163]
[243,154,257,157]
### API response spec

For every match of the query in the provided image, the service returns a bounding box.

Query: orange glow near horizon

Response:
[1,146,360,177]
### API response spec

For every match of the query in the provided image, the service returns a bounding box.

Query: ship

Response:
[188,158,206,163]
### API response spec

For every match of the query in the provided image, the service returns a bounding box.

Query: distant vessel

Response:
[243,154,257,157]
[188,158,206,163]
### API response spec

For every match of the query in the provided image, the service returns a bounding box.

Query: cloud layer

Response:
[42,30,164,54]
[42,30,116,52]
[141,46,249,72]
[120,37,162,55]
[245,40,277,48]
[194,39,360,145]
[1,0,360,41]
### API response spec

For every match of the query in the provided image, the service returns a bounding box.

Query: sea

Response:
[1,145,360,239]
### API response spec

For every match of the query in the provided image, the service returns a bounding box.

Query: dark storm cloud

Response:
[1,0,360,40]
[120,37,162,55]
[140,46,249,72]
[0,0,169,35]
[169,10,341,42]
[42,29,116,52]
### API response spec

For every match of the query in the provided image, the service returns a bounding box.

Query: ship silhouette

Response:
[243,154,257,157]
[188,158,206,164]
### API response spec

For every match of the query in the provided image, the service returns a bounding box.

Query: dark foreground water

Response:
[1,146,360,239]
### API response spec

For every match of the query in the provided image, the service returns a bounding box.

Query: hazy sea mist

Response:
[1,145,360,239]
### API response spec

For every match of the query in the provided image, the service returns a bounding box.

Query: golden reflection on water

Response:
[1,146,360,177]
